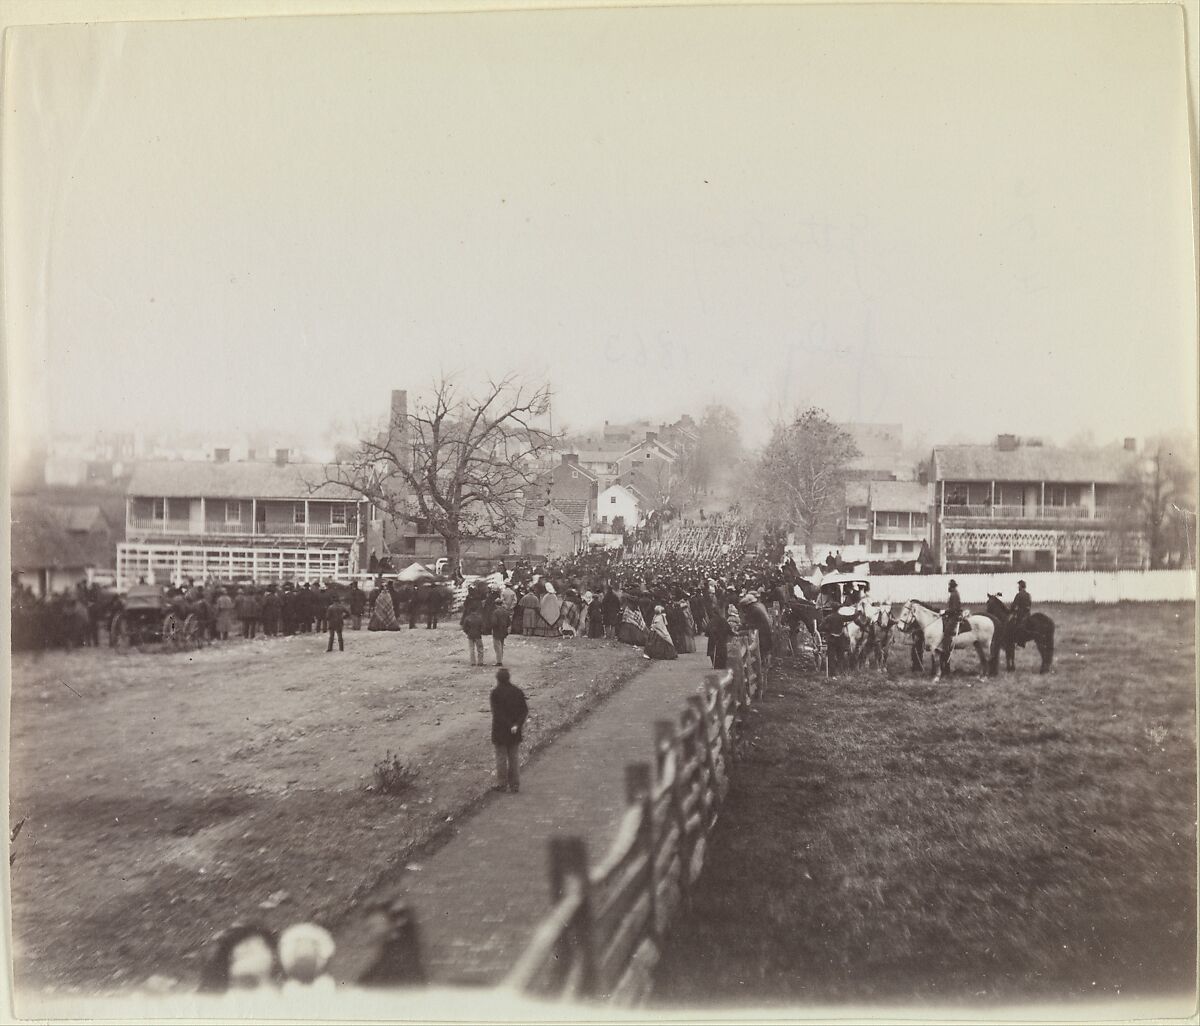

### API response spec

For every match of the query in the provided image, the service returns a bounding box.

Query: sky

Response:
[3,2,1197,454]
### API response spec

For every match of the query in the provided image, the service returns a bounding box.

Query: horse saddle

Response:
[953,617,972,636]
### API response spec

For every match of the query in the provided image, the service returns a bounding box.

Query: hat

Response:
[949,579,958,587]
[278,923,335,984]
[1018,580,1027,587]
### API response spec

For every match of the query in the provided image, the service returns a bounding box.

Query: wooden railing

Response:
[503,630,766,1003]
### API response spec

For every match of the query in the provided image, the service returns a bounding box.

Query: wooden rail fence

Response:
[502,629,766,1004]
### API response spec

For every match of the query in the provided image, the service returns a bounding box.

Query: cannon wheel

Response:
[181,613,203,649]
[162,612,182,648]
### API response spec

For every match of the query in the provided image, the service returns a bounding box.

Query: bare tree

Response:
[321,375,555,562]
[1122,436,1198,568]
[748,407,860,560]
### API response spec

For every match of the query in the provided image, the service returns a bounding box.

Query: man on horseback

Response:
[940,579,962,661]
[1012,580,1031,638]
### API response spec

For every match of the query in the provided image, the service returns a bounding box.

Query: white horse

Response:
[896,599,994,682]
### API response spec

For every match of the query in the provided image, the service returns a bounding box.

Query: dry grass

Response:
[8,628,646,993]
[653,602,1196,1007]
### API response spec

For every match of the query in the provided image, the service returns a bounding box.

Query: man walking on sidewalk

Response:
[489,668,527,793]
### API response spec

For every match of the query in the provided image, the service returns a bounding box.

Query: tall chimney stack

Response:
[1123,437,1137,452]
[390,389,410,472]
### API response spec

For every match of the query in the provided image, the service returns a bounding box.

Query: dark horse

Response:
[985,594,1055,674]
[773,578,821,656]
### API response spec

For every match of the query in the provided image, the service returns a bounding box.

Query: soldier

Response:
[1012,579,1032,632]
[940,579,962,661]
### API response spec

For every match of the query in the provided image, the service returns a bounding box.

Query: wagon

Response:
[109,585,204,652]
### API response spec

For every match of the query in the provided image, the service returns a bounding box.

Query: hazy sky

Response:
[3,3,1196,452]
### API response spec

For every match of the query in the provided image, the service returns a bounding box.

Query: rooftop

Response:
[868,480,934,513]
[933,444,1137,484]
[127,460,362,501]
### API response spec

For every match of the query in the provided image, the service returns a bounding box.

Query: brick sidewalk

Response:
[387,649,716,985]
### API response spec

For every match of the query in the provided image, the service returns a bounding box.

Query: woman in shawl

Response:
[368,583,399,630]
[559,592,581,637]
[645,606,678,660]
[617,599,648,646]
[675,598,698,654]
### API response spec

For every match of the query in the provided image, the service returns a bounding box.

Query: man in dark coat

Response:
[739,593,775,670]
[601,587,622,640]
[261,586,280,636]
[1012,579,1032,634]
[489,668,528,793]
[348,582,367,630]
[326,593,348,652]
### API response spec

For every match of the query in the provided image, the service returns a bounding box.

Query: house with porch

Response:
[118,452,369,586]
[842,481,933,559]
[932,436,1144,572]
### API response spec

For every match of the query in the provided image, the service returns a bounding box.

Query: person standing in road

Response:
[490,595,511,666]
[489,668,528,794]
[348,581,366,630]
[326,593,348,652]
[461,600,485,666]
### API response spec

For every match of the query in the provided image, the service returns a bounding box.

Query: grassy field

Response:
[653,602,1196,1009]
[7,626,647,994]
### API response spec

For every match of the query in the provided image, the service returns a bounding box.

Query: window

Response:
[882,512,902,528]
[1045,485,1069,507]
[330,505,347,526]
[225,500,241,523]
[537,515,545,528]
[152,498,166,519]
[912,513,927,528]
[611,495,617,504]
[646,451,653,459]
[571,470,578,479]
[294,503,307,525]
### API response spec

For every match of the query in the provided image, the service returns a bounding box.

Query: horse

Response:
[861,607,899,670]
[896,599,995,682]
[985,594,1056,674]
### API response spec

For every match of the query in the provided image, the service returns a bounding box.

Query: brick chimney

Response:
[996,434,1018,452]
[213,447,230,463]
[646,431,657,444]
[1124,437,1137,451]
[562,453,579,466]
[275,448,289,466]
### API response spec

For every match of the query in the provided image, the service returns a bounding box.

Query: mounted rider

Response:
[940,579,962,659]
[1012,580,1032,633]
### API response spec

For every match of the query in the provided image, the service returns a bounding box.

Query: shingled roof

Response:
[933,445,1137,484]
[127,461,362,500]
[11,498,108,571]
[868,481,933,513]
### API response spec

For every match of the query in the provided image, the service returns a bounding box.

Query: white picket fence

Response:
[861,569,1195,605]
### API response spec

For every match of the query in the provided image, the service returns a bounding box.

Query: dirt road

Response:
[8,626,646,993]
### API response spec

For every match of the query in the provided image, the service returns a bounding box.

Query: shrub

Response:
[371,751,418,795]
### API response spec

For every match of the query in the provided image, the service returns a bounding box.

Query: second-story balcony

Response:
[943,504,1109,522]
[873,524,929,540]
[128,515,359,540]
